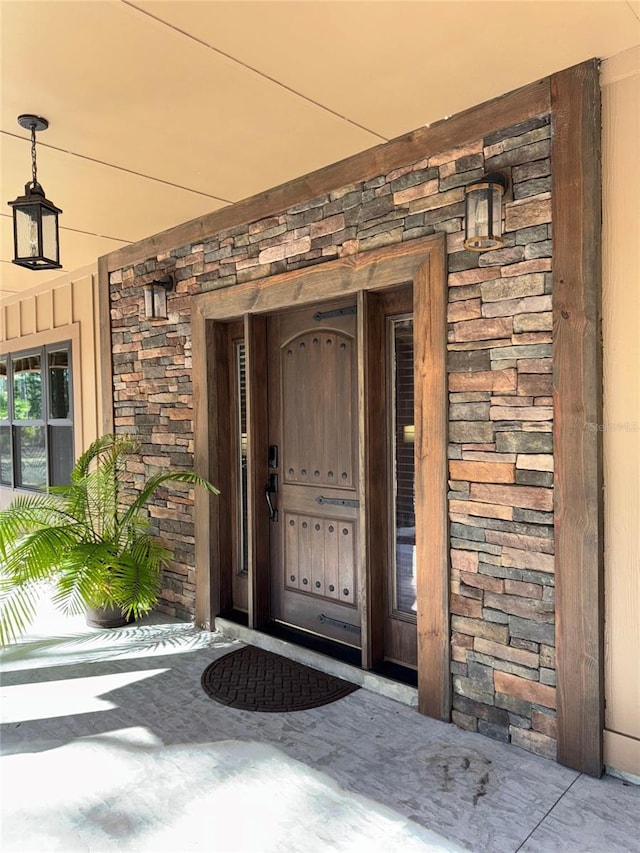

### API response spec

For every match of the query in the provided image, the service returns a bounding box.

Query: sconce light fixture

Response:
[143,274,174,320]
[463,173,508,251]
[8,115,62,270]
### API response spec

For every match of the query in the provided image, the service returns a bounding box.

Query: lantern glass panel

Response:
[465,183,505,250]
[491,185,503,240]
[143,285,155,319]
[15,206,40,259]
[42,208,59,263]
[466,191,488,242]
[144,284,168,319]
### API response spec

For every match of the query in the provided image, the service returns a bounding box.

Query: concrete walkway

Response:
[1,609,638,852]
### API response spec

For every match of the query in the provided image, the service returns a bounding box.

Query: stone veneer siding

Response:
[110,113,555,759]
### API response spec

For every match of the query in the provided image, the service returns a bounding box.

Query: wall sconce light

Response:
[143,274,174,320]
[464,173,508,251]
[7,115,62,270]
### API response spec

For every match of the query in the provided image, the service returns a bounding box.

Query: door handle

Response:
[265,473,278,522]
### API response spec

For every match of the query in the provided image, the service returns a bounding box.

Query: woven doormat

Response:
[201,645,359,712]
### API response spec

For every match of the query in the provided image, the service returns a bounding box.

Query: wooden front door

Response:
[267,301,361,648]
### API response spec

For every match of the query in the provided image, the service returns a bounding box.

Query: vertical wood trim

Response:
[97,256,114,435]
[415,241,450,719]
[360,290,386,667]
[551,59,604,777]
[194,318,232,626]
[193,311,214,629]
[245,314,270,628]
[214,323,234,615]
[357,292,371,668]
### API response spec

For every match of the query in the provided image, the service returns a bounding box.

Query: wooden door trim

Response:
[414,241,450,720]
[192,235,445,320]
[245,314,270,628]
[193,312,231,628]
[358,292,373,668]
[551,60,604,776]
[360,290,386,670]
[192,233,449,719]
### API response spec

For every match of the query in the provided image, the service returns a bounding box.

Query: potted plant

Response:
[0,433,218,644]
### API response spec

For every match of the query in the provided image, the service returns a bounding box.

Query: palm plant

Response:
[0,434,218,645]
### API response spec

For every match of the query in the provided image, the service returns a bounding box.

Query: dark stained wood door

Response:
[267,302,361,648]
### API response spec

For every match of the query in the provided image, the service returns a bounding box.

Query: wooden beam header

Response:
[102,77,550,272]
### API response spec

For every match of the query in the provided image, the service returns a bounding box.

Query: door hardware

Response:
[313,306,357,321]
[315,496,360,508]
[318,614,361,634]
[265,473,278,522]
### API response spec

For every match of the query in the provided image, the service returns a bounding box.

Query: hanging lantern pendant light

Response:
[8,115,62,270]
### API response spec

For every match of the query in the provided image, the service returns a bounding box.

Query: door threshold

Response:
[265,620,362,667]
[214,616,419,710]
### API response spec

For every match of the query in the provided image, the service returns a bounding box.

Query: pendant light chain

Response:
[31,124,38,186]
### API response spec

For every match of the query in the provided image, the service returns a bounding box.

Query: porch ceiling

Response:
[1,0,638,298]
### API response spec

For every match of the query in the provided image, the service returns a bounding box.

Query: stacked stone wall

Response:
[110,112,555,757]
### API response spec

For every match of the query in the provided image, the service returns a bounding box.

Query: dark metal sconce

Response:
[8,115,62,270]
[464,172,508,251]
[143,274,174,320]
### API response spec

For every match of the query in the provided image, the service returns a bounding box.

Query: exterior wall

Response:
[0,264,103,506]
[601,47,640,780]
[110,112,557,758]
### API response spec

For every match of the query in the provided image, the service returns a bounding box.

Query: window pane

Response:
[0,358,7,420]
[49,425,73,486]
[0,425,11,485]
[391,318,416,616]
[13,354,42,420]
[15,425,46,489]
[49,349,71,419]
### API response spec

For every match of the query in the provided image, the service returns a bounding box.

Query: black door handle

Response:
[265,473,278,522]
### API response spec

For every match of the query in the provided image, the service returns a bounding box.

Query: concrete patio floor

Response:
[1,607,638,852]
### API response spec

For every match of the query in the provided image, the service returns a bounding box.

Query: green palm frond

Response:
[0,576,45,646]
[53,541,123,615]
[0,433,218,644]
[108,535,169,619]
[0,494,72,558]
[2,526,83,584]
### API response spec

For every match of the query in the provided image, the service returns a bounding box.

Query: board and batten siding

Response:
[0,264,103,507]
[601,46,640,781]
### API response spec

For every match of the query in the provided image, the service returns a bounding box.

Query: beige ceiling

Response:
[1,0,639,299]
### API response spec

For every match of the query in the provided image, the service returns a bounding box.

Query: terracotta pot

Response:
[85,604,135,629]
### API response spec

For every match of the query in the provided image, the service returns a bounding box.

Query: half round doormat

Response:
[201,645,359,712]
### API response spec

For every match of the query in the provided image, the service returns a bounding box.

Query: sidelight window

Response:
[389,316,416,616]
[235,341,248,575]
